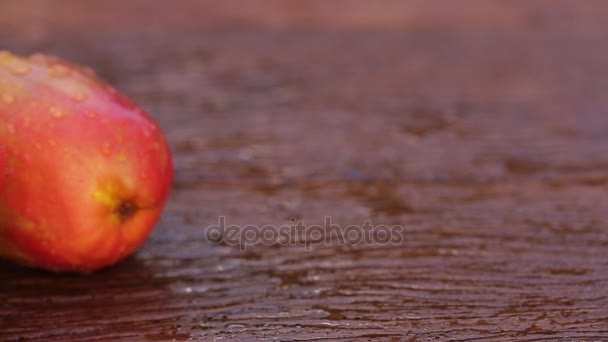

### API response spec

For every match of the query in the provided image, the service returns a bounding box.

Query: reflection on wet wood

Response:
[2,1,608,341]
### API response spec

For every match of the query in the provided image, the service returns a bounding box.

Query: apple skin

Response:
[0,144,6,189]
[0,51,173,272]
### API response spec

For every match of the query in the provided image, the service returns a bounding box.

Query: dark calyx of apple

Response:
[114,200,138,221]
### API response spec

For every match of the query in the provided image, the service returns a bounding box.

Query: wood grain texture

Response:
[2,1,608,341]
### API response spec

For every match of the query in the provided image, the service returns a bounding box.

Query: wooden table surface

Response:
[2,1,608,341]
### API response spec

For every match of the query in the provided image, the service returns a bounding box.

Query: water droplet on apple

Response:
[29,53,47,63]
[70,92,87,102]
[107,86,118,95]
[8,62,31,75]
[87,111,98,119]
[48,64,71,78]
[6,123,15,134]
[1,93,14,104]
[48,139,56,146]
[50,107,67,118]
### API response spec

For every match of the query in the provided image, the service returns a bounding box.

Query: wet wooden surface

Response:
[2,1,608,341]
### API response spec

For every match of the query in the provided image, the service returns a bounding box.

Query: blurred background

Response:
[3,0,608,33]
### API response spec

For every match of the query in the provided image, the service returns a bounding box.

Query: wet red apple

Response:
[0,144,7,190]
[0,51,172,272]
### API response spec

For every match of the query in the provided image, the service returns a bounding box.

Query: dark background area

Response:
[2,1,608,341]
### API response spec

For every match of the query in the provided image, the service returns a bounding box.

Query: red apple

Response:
[0,51,172,272]
[0,144,7,190]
